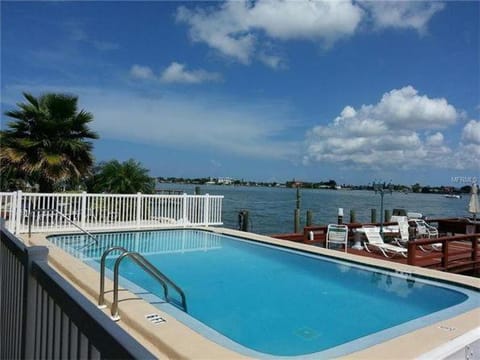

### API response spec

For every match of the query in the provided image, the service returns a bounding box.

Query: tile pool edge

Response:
[26,228,480,359]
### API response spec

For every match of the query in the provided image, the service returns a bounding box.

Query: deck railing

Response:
[0,191,223,234]
[407,234,479,272]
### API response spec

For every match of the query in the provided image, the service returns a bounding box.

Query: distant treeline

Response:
[157,177,473,194]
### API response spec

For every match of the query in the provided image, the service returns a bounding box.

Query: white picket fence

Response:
[0,191,223,234]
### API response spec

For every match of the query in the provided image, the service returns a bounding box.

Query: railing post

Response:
[442,239,449,269]
[407,241,416,265]
[80,191,87,229]
[22,246,49,358]
[8,191,17,234]
[204,194,210,227]
[14,190,23,234]
[182,193,188,228]
[471,235,478,262]
[136,192,142,228]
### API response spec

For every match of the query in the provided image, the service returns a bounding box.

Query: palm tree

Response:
[0,92,99,192]
[89,159,156,194]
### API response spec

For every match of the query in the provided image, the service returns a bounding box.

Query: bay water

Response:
[157,184,471,235]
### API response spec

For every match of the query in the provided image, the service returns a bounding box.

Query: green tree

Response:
[89,159,156,194]
[0,92,98,192]
[411,183,422,193]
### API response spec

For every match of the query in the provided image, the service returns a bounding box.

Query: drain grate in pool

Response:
[295,327,319,340]
[145,314,166,325]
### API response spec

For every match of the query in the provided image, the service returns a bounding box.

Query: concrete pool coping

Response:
[24,226,479,359]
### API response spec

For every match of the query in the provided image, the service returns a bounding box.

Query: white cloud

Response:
[4,84,300,161]
[130,65,155,80]
[160,62,222,84]
[258,52,285,70]
[360,1,445,33]
[67,23,119,51]
[304,86,462,169]
[90,91,299,160]
[372,86,457,129]
[176,3,255,64]
[176,0,444,67]
[457,120,480,169]
[245,0,363,41]
[130,63,221,84]
[176,0,364,66]
[462,120,480,144]
[426,132,444,146]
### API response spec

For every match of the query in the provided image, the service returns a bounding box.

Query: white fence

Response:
[0,191,223,234]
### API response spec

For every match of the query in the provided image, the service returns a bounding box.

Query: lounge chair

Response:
[362,226,407,258]
[390,216,410,247]
[410,219,441,251]
[326,224,348,252]
[410,219,439,238]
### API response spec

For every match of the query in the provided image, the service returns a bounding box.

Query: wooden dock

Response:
[272,223,480,275]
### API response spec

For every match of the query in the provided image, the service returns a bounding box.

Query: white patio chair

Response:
[326,224,348,252]
[411,219,439,238]
[390,216,410,246]
[362,226,407,259]
[410,219,441,251]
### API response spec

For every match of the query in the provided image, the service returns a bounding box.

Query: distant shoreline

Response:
[156,178,471,196]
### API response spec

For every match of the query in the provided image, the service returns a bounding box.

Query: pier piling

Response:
[238,210,249,232]
[371,208,377,223]
[350,209,356,223]
[385,210,391,223]
[306,210,313,227]
[294,209,300,233]
[337,208,344,224]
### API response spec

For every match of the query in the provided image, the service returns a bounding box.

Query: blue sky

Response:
[1,1,479,186]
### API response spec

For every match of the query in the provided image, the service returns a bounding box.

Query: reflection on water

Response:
[370,271,421,298]
[49,230,223,260]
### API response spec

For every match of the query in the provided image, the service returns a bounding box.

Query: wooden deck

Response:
[347,241,480,274]
[272,224,480,275]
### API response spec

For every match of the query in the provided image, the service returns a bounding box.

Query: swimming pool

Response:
[48,229,479,358]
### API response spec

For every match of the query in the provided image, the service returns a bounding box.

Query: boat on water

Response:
[445,194,461,199]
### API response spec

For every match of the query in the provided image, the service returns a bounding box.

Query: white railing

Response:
[0,191,223,234]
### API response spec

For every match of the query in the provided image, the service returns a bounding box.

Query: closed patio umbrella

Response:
[468,183,479,221]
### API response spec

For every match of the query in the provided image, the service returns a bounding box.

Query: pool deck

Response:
[22,227,480,360]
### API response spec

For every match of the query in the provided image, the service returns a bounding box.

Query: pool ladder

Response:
[98,246,187,320]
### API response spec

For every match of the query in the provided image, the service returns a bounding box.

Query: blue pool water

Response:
[48,230,478,358]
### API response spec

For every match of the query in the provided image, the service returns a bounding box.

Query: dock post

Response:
[306,210,313,226]
[296,187,301,210]
[350,210,356,223]
[238,210,249,231]
[294,209,300,233]
[371,208,377,223]
[385,210,391,223]
[195,186,201,195]
[337,208,344,224]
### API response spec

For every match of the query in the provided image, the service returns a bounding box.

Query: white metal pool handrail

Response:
[28,208,97,245]
[98,246,187,320]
